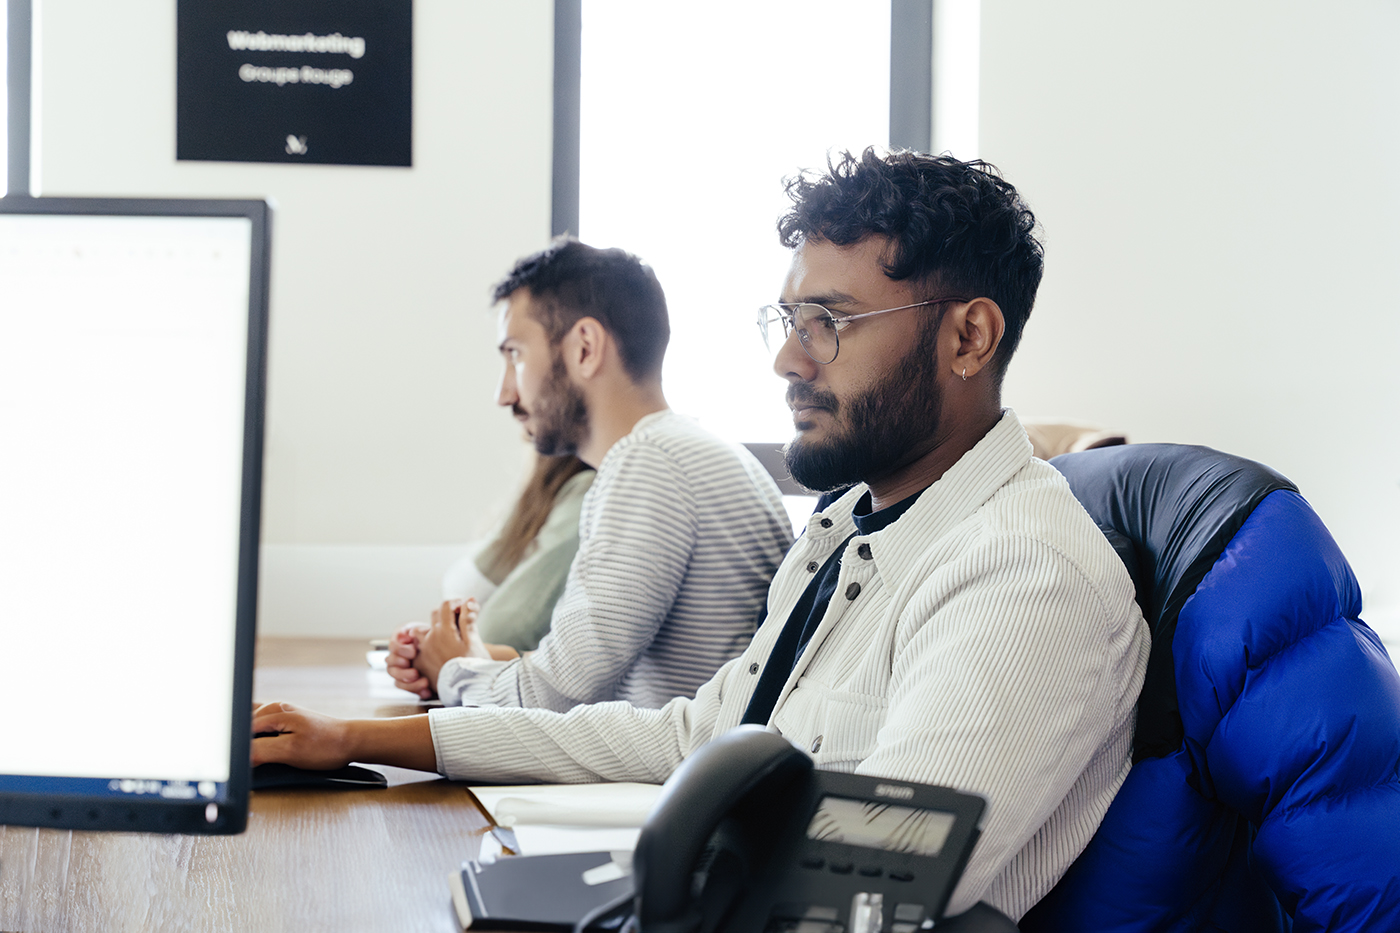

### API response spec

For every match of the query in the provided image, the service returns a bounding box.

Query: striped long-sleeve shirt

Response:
[429,411,1149,919]
[436,409,794,711]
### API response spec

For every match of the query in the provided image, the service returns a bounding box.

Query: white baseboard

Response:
[255,542,1400,658]
[257,544,475,638]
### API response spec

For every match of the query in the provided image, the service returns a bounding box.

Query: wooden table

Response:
[0,638,492,932]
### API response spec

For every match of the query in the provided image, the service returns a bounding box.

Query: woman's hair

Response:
[478,452,593,584]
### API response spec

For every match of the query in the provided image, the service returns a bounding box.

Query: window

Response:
[578,1,891,444]
[2,3,9,193]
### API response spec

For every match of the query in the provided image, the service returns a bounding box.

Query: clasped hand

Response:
[385,599,489,699]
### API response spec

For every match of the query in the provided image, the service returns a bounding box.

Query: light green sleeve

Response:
[472,470,595,652]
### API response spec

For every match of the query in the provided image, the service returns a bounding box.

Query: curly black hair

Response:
[778,148,1044,380]
[492,238,670,382]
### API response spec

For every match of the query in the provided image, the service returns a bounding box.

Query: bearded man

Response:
[385,239,793,711]
[254,150,1149,922]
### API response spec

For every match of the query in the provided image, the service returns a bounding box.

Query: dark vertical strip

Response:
[552,0,581,237]
[889,0,933,153]
[6,0,33,195]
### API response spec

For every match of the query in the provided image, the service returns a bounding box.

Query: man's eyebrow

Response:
[781,290,860,308]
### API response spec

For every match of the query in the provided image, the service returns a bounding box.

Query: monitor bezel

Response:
[0,195,270,835]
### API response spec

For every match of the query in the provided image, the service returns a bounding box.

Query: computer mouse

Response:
[251,762,388,790]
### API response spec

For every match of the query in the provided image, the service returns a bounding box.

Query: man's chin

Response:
[783,436,856,493]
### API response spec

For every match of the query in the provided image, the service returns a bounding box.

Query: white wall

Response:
[34,1,1400,641]
[984,0,1400,641]
[36,0,554,635]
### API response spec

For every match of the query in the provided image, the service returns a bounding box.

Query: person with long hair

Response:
[449,452,594,656]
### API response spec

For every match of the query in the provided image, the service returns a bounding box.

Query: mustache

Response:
[786,385,839,414]
[511,404,529,419]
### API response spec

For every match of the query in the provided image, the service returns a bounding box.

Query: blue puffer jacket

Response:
[1021,445,1400,932]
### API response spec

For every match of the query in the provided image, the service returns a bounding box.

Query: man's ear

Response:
[948,298,1005,381]
[564,316,609,380]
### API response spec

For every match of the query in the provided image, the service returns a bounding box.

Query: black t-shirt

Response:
[740,489,924,726]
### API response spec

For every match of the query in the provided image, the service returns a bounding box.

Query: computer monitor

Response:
[0,196,270,834]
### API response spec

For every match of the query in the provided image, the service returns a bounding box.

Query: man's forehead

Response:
[780,236,904,306]
[497,291,537,341]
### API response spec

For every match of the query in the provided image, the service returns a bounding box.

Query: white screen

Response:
[0,213,253,784]
[806,796,956,858]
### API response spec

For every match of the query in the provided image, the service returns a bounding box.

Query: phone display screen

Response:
[805,795,956,857]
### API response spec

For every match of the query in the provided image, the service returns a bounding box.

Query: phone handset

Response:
[632,725,813,933]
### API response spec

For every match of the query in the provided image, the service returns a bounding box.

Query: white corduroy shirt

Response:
[429,410,1150,919]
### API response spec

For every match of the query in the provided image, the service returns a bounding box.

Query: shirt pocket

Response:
[770,680,889,771]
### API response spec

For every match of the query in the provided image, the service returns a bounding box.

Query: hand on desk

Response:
[386,622,435,699]
[251,702,354,770]
[387,599,521,700]
[418,599,489,689]
[251,701,437,773]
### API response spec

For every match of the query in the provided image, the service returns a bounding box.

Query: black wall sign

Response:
[177,0,412,167]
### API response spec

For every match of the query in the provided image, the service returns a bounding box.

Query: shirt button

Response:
[819,518,833,528]
[806,560,819,573]
[845,582,862,600]
[857,543,873,560]
[810,735,823,754]
[748,662,760,675]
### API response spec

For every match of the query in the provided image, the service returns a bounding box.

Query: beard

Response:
[524,353,589,457]
[783,323,944,493]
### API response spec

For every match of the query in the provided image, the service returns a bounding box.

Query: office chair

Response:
[1018,444,1400,931]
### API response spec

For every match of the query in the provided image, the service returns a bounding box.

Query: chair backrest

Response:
[1050,444,1296,761]
[1021,444,1400,932]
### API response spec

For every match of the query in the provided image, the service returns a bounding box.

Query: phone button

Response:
[893,904,925,922]
[799,857,825,870]
[858,865,882,877]
[888,870,915,882]
[829,862,854,874]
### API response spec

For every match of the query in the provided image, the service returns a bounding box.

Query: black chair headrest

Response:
[1050,444,1296,760]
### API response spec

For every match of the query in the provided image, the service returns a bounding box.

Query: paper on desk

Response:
[469,783,663,859]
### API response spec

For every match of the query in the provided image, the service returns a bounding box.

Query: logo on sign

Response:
[873,783,915,800]
[285,135,309,155]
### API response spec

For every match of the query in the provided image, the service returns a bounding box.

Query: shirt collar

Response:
[808,410,1035,575]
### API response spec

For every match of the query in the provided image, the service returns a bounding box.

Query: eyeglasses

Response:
[757,297,969,364]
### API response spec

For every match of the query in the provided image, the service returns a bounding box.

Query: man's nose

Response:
[773,326,818,384]
[495,364,517,408]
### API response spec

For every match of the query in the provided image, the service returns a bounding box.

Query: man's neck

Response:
[864,404,1002,512]
[576,381,669,468]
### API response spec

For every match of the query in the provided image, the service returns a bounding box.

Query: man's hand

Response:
[251,701,354,770]
[386,622,435,699]
[414,599,488,689]
[251,702,438,773]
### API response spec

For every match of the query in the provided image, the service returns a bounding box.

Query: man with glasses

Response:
[254,150,1148,924]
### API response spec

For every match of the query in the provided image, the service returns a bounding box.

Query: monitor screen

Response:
[0,197,269,834]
